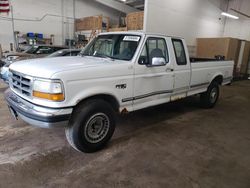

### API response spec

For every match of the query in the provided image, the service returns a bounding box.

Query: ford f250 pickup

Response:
[5,32,234,153]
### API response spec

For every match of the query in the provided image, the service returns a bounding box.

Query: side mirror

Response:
[150,57,166,66]
[138,56,148,65]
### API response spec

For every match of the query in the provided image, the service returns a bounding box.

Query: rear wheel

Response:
[200,82,220,108]
[65,99,116,153]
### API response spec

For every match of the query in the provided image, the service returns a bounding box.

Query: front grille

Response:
[10,71,32,97]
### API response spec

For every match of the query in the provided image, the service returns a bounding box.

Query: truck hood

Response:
[9,56,116,78]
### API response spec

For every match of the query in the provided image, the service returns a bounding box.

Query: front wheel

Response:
[200,82,220,108]
[65,99,116,153]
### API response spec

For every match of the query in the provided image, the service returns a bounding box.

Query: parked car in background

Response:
[2,45,68,64]
[0,65,9,83]
[0,46,70,83]
[47,49,81,57]
[0,59,4,67]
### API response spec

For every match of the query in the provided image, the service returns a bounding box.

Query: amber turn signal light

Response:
[33,91,64,101]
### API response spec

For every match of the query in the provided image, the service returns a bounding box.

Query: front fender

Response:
[70,87,120,106]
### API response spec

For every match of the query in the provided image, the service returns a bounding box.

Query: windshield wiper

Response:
[80,53,86,57]
[93,54,115,61]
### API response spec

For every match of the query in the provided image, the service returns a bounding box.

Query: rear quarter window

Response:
[172,39,187,65]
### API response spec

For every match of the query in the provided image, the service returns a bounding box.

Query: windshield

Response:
[82,34,141,61]
[24,46,39,54]
[47,50,80,57]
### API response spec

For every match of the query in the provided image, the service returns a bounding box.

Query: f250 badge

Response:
[116,84,127,89]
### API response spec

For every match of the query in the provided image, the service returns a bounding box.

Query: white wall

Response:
[144,0,227,46]
[1,0,250,51]
[223,0,250,40]
[0,0,122,51]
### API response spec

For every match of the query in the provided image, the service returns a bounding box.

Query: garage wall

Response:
[144,0,227,46]
[223,0,250,40]
[0,0,122,51]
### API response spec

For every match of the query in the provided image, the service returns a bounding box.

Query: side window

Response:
[172,39,187,65]
[71,51,80,56]
[66,51,80,56]
[139,37,169,65]
[36,47,53,54]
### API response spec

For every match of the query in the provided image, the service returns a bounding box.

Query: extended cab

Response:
[5,32,234,152]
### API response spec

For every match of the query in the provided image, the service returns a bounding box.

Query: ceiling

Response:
[115,0,145,10]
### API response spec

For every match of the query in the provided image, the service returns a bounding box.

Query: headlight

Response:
[33,79,64,101]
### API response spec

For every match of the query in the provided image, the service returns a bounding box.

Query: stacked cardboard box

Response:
[127,11,144,30]
[239,41,250,75]
[197,38,241,62]
[75,16,109,31]
[109,27,128,32]
[76,16,101,31]
[196,38,241,77]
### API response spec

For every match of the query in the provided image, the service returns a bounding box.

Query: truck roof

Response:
[99,31,184,40]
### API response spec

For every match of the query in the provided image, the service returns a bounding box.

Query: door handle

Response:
[166,68,174,72]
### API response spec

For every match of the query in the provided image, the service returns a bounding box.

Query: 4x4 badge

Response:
[116,84,127,89]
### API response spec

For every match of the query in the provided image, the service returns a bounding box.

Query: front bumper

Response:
[4,89,73,128]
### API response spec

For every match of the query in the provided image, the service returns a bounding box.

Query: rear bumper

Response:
[4,89,73,128]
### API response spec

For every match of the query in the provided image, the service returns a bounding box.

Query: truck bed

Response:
[189,60,234,95]
[190,57,225,63]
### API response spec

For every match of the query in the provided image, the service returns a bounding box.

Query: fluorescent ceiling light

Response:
[221,12,239,19]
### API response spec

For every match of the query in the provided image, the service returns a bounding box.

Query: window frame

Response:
[82,34,142,61]
[139,36,169,66]
[35,46,54,54]
[172,38,187,66]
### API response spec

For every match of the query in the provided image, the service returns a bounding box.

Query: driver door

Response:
[133,36,174,110]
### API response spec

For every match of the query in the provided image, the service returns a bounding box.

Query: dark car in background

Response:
[0,45,68,83]
[47,49,80,57]
[0,60,4,67]
[1,48,80,83]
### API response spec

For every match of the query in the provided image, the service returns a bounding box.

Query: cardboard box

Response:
[76,16,110,31]
[240,41,250,75]
[197,38,241,77]
[109,27,128,32]
[196,38,241,63]
[127,11,144,30]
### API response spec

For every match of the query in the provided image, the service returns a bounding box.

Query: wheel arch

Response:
[75,94,120,113]
[211,74,223,85]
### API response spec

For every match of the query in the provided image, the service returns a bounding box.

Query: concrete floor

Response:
[0,80,250,188]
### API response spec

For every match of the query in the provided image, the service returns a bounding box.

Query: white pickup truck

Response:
[5,32,234,153]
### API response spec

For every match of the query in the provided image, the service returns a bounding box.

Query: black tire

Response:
[200,82,220,108]
[65,99,116,153]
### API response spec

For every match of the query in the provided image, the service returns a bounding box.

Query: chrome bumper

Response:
[4,89,73,128]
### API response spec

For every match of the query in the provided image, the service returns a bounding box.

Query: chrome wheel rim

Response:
[210,87,218,104]
[84,113,110,144]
